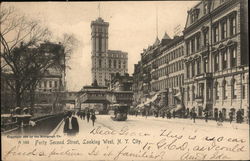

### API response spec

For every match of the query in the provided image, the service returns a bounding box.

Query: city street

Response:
[52,114,249,136]
[47,114,249,160]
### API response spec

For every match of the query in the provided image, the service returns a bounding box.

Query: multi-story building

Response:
[91,17,128,86]
[133,33,185,111]
[151,35,185,109]
[183,0,249,118]
[132,61,144,106]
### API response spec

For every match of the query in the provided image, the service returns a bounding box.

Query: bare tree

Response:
[0,6,56,109]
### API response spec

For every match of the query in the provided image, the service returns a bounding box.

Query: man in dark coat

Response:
[173,110,176,119]
[64,111,79,136]
[204,110,209,122]
[86,111,90,123]
[229,111,233,124]
[219,111,223,122]
[214,110,218,122]
[91,113,96,126]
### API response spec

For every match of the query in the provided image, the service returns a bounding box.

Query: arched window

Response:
[187,86,190,101]
[242,84,245,99]
[214,81,219,100]
[222,50,227,70]
[232,79,237,99]
[222,80,227,99]
[192,85,196,100]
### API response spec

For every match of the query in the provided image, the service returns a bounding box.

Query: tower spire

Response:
[98,2,101,18]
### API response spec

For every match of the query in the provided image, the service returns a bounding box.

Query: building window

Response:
[198,83,204,97]
[242,84,245,99]
[109,59,111,68]
[55,81,57,88]
[186,63,190,78]
[39,82,41,88]
[44,81,47,88]
[215,82,219,100]
[49,81,52,88]
[221,20,227,39]
[204,57,208,73]
[222,80,227,99]
[204,3,208,14]
[191,61,195,77]
[222,50,227,70]
[99,59,102,68]
[99,35,102,52]
[114,60,116,68]
[204,30,209,46]
[118,60,121,68]
[187,87,190,101]
[213,25,219,43]
[186,41,190,55]
[197,59,201,75]
[231,47,237,67]
[192,85,195,100]
[232,79,237,99]
[214,54,219,72]
[191,38,195,53]
[196,34,200,50]
[220,0,226,4]
[230,16,236,36]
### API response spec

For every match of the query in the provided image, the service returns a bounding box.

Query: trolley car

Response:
[109,104,129,121]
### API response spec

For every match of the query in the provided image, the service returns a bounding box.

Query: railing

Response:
[1,113,65,135]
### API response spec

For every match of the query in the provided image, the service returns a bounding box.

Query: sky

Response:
[3,1,198,91]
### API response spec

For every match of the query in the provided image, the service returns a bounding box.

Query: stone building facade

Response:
[132,0,249,119]
[183,0,249,118]
[151,36,185,108]
[91,17,128,86]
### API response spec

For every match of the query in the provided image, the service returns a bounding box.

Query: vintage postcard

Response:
[1,1,249,160]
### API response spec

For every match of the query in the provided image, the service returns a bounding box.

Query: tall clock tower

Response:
[90,17,109,86]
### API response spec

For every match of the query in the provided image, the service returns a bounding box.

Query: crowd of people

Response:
[63,110,97,136]
[132,107,246,125]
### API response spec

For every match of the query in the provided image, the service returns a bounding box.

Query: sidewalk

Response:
[129,115,249,131]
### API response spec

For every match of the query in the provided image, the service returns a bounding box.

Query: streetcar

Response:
[109,104,129,121]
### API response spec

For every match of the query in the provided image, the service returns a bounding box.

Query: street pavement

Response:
[51,114,249,136]
[46,114,249,160]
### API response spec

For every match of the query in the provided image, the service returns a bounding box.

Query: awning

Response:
[136,103,144,109]
[144,93,160,105]
[170,104,183,112]
[174,92,181,100]
[110,103,128,107]
[15,107,21,110]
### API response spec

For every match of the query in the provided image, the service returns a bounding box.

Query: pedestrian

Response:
[214,110,218,122]
[63,111,79,136]
[236,110,243,123]
[204,110,209,122]
[229,111,233,124]
[82,111,86,120]
[91,113,96,126]
[86,111,90,123]
[135,111,138,117]
[173,110,176,119]
[219,111,223,122]
[162,112,165,118]
[193,111,197,123]
[190,110,193,120]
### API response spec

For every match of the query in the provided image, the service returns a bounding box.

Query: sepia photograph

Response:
[1,0,249,160]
